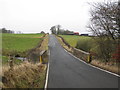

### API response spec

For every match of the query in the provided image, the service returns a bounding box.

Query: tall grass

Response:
[75,38,93,52]
[2,62,46,88]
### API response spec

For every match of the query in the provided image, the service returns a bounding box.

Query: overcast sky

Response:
[0,0,113,34]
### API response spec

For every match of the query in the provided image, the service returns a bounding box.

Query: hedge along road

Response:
[47,34,118,88]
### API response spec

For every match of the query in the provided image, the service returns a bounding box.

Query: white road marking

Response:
[64,49,120,77]
[44,50,50,90]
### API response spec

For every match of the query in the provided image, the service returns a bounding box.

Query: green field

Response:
[59,35,92,47]
[59,35,95,52]
[2,33,44,57]
[2,33,43,51]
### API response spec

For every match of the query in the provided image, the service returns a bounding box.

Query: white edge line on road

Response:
[44,50,50,90]
[64,49,120,77]
[44,63,49,89]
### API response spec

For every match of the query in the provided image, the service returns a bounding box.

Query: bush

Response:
[75,39,93,52]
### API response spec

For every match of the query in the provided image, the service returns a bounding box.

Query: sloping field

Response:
[2,33,44,56]
[2,33,44,64]
[59,35,92,48]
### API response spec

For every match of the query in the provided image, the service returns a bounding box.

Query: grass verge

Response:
[2,62,46,88]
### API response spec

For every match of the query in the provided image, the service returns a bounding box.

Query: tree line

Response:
[50,25,74,35]
[0,28,14,33]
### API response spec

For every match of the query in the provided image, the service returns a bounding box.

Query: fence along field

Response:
[2,33,44,64]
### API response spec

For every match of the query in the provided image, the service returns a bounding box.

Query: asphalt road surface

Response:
[47,34,119,88]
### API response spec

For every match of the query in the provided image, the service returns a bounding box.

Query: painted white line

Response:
[64,49,88,65]
[44,63,49,89]
[64,49,120,77]
[44,50,50,90]
[88,63,120,77]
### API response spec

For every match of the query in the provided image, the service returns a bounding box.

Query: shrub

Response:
[112,45,120,63]
[75,39,93,52]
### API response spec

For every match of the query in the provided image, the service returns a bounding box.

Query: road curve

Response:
[47,34,118,88]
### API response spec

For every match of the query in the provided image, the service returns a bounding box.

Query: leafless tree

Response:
[56,25,61,34]
[50,26,57,34]
[88,1,119,62]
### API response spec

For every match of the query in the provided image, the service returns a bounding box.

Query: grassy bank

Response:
[2,62,46,88]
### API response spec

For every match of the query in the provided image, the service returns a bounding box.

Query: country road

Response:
[47,34,119,88]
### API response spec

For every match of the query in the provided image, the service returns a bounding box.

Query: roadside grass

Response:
[2,33,44,57]
[91,60,119,74]
[2,62,46,88]
[1,56,8,65]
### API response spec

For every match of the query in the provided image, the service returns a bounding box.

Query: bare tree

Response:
[50,26,57,34]
[88,1,119,62]
[89,1,119,40]
[56,25,61,34]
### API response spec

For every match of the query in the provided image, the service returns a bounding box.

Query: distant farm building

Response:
[80,34,89,36]
[66,32,79,35]
[74,32,79,35]
[66,32,74,35]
